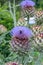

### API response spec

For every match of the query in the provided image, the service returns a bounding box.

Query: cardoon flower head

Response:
[20,0,35,16]
[10,26,33,52]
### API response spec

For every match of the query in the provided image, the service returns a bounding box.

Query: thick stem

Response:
[27,15,29,27]
[9,1,14,20]
[13,0,16,27]
[9,0,16,27]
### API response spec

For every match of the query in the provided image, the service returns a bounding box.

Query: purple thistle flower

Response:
[20,0,35,8]
[10,26,33,38]
[10,26,33,52]
[20,0,35,17]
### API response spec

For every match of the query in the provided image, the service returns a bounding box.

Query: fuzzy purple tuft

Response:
[10,26,33,39]
[20,0,35,8]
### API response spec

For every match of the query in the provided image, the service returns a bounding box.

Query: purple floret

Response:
[10,26,33,39]
[20,0,35,8]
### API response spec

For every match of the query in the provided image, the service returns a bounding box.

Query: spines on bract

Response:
[23,6,35,17]
[33,32,43,51]
[35,10,43,25]
[31,25,43,51]
[31,25,43,36]
[16,17,27,26]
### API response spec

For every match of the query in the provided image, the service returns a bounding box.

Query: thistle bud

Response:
[10,26,33,52]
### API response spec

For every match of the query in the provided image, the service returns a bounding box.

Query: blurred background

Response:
[0,0,43,65]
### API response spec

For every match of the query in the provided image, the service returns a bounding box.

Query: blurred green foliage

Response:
[0,3,14,30]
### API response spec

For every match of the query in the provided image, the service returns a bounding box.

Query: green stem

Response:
[9,0,16,27]
[27,15,29,27]
[13,0,16,27]
[22,55,24,65]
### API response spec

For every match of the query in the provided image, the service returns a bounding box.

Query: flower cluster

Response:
[20,0,35,16]
[10,26,33,52]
